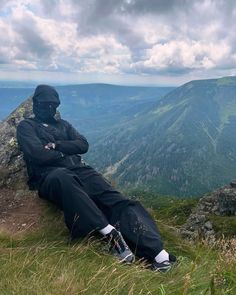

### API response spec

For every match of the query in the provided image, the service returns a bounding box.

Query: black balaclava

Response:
[32,85,60,123]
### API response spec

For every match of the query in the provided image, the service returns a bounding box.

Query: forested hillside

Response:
[86,77,236,196]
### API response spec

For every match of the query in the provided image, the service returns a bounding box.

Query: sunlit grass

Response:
[0,197,235,294]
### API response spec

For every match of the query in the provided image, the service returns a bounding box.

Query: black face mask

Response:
[33,102,58,123]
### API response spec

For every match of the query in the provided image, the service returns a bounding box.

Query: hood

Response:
[32,85,60,105]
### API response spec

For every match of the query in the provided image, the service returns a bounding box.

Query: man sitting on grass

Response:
[17,84,176,272]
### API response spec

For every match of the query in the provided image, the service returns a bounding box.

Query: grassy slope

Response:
[0,196,235,295]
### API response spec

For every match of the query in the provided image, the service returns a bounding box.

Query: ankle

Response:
[99,224,115,236]
[154,249,169,263]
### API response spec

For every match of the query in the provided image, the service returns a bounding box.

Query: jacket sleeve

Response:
[55,121,89,155]
[17,120,65,165]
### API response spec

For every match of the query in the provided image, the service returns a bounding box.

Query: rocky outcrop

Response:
[181,183,236,240]
[0,97,33,189]
[0,97,46,233]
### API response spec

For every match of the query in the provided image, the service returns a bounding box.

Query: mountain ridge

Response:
[86,76,236,196]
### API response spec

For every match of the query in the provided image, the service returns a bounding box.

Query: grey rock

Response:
[181,229,198,239]
[230,180,236,188]
[204,230,215,237]
[199,204,205,210]
[0,97,33,189]
[181,182,236,240]
[212,205,219,212]
[204,221,213,230]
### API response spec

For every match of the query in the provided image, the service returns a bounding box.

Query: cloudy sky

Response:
[0,0,236,86]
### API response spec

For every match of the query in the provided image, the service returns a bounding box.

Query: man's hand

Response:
[44,142,56,150]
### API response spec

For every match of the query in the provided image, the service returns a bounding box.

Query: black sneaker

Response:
[106,229,135,263]
[151,253,177,273]
[151,260,172,273]
[169,253,177,263]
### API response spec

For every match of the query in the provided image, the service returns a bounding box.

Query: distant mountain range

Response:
[86,76,236,196]
[0,81,37,88]
[57,84,174,141]
[0,88,34,120]
[1,78,236,196]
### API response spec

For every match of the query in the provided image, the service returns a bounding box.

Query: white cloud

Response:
[0,1,131,75]
[139,40,231,72]
[0,0,236,85]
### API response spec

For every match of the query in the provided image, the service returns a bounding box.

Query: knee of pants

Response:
[46,168,73,184]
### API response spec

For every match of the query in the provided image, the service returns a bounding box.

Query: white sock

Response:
[99,224,115,236]
[155,249,169,263]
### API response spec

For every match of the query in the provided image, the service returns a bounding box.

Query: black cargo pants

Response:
[39,165,163,260]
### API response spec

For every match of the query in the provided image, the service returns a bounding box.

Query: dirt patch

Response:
[0,188,44,234]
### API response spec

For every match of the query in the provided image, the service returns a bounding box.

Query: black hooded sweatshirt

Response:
[17,85,89,190]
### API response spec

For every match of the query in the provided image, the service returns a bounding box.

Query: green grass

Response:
[209,215,236,237]
[0,197,235,295]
